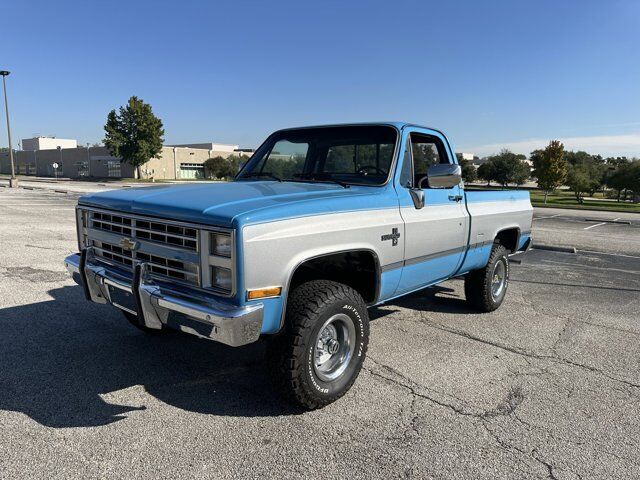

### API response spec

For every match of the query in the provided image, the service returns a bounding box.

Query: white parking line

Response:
[533,213,561,220]
[584,222,607,230]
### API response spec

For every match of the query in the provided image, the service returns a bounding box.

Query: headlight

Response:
[210,232,232,257]
[211,266,232,292]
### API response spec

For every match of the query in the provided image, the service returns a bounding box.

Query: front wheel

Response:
[464,244,509,312]
[268,280,370,410]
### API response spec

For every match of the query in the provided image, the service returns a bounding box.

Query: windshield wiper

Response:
[293,173,350,189]
[240,172,282,182]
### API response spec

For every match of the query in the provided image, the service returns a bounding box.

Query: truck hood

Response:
[78,181,389,227]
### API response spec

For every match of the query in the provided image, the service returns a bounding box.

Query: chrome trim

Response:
[77,206,237,297]
[64,251,262,347]
[380,240,495,272]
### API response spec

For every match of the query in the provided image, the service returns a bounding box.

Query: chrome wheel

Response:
[491,258,507,301]
[313,313,356,382]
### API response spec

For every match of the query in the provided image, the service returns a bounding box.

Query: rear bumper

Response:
[64,249,262,347]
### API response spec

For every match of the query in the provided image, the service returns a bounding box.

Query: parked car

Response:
[64,123,533,409]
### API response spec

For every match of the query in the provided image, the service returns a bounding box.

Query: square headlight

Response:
[211,232,232,257]
[211,266,232,293]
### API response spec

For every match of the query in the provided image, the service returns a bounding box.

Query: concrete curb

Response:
[532,243,577,254]
[584,218,632,225]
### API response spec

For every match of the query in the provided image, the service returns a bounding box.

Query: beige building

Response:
[22,136,78,151]
[0,144,249,180]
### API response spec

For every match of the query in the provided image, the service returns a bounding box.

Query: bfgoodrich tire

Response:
[268,280,370,410]
[464,244,509,312]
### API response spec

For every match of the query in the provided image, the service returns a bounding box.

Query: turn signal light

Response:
[247,286,282,300]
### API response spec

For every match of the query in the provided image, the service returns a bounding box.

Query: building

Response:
[167,142,238,152]
[22,136,78,151]
[0,143,251,180]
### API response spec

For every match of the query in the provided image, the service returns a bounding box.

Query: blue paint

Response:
[378,268,403,301]
[457,244,493,274]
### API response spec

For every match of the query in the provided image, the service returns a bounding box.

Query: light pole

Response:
[0,70,17,187]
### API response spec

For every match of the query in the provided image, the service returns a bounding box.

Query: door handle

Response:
[448,195,463,202]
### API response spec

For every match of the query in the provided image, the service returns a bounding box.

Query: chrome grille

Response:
[91,212,198,250]
[91,240,199,285]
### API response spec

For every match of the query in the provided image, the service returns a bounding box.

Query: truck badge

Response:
[119,237,139,251]
[381,228,401,246]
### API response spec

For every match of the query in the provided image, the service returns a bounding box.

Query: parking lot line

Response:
[583,222,607,230]
[533,213,561,220]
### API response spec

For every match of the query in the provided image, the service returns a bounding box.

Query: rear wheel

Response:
[268,280,370,410]
[464,244,509,312]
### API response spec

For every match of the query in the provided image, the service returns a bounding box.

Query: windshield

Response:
[236,126,397,186]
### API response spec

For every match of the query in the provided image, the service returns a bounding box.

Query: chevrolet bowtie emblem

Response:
[119,237,139,251]
[381,228,401,246]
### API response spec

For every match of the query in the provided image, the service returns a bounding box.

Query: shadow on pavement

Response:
[0,285,300,428]
[382,283,478,316]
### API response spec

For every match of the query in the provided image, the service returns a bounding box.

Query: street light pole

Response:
[0,70,17,188]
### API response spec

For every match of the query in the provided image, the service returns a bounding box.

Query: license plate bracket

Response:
[108,286,137,315]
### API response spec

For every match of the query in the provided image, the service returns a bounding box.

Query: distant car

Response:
[65,123,533,409]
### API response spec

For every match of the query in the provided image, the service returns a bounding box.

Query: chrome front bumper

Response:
[64,249,263,347]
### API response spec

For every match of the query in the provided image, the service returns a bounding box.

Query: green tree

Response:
[564,150,606,196]
[205,154,252,180]
[482,149,530,187]
[566,164,592,203]
[477,162,494,186]
[530,140,567,203]
[456,153,478,183]
[103,96,164,179]
[607,160,640,202]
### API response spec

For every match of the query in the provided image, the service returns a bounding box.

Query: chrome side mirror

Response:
[424,163,462,189]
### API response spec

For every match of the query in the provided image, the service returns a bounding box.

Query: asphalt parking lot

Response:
[0,187,639,479]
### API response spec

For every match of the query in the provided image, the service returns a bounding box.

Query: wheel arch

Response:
[493,226,521,254]
[278,248,382,330]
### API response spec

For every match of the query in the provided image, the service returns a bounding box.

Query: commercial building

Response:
[22,136,78,151]
[0,143,251,180]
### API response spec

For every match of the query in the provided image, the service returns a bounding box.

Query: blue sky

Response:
[2,0,639,156]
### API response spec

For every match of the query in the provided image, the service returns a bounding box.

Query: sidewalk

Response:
[0,176,222,194]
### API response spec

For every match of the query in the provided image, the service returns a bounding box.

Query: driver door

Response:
[394,127,469,294]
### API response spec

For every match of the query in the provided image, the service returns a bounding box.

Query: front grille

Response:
[91,212,198,250]
[92,240,199,285]
[86,209,201,287]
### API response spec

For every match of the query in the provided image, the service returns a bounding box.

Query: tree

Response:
[103,96,164,179]
[530,140,567,203]
[564,150,606,196]
[607,159,640,203]
[566,164,592,203]
[477,162,494,186]
[204,154,251,180]
[481,149,530,187]
[456,153,478,183]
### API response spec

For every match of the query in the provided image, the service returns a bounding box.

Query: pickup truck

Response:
[64,122,533,409]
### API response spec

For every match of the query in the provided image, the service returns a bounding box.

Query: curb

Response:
[584,218,631,225]
[532,243,577,254]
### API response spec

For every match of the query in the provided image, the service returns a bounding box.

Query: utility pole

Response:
[0,70,17,187]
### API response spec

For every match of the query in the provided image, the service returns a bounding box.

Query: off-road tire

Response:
[464,244,509,312]
[122,311,165,334]
[268,280,370,410]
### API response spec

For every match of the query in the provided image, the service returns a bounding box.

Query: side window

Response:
[410,134,450,187]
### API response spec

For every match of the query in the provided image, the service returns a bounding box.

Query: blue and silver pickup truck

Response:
[64,122,532,409]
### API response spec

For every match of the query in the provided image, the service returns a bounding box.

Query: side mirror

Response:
[418,164,462,189]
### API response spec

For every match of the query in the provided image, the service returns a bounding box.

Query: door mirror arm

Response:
[409,188,425,209]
